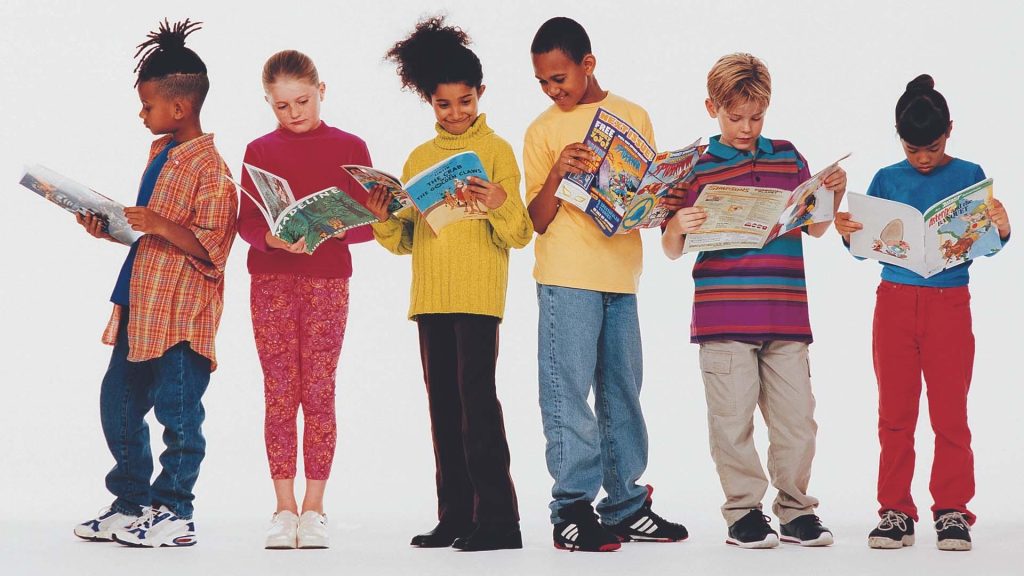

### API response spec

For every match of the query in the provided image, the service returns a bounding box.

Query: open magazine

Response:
[681,154,850,253]
[556,107,705,237]
[233,164,377,255]
[847,178,1000,277]
[343,151,489,235]
[19,164,142,245]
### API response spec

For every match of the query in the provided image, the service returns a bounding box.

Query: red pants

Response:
[251,274,349,480]
[873,280,975,523]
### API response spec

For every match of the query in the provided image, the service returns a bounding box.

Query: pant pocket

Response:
[700,348,736,417]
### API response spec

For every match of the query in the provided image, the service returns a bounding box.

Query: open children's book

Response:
[556,107,705,237]
[19,164,143,246]
[681,154,850,253]
[343,151,489,235]
[847,178,1001,278]
[232,164,377,255]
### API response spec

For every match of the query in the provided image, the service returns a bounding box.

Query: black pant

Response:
[417,313,519,524]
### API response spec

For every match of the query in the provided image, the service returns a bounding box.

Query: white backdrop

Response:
[1,1,1021,574]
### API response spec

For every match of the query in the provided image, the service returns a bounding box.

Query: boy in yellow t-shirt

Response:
[523,17,687,552]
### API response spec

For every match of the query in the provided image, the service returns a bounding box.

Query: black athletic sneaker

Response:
[602,485,688,542]
[410,521,474,548]
[553,501,621,552]
[452,522,523,552]
[867,510,915,549]
[780,514,834,546]
[934,510,971,551]
[726,509,779,549]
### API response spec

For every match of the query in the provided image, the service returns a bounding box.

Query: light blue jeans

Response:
[537,284,649,525]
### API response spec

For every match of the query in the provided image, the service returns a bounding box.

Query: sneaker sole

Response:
[726,534,780,549]
[554,541,621,552]
[73,531,114,542]
[112,534,197,548]
[937,539,971,551]
[868,535,915,549]
[618,535,688,543]
[780,533,834,547]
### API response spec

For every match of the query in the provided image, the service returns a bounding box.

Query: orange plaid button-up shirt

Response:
[102,133,238,371]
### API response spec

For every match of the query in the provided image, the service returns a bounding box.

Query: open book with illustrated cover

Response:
[847,178,1000,277]
[232,163,377,254]
[19,164,143,245]
[556,107,705,237]
[681,154,850,253]
[343,151,489,235]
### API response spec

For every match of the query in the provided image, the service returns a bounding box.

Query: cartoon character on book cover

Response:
[871,218,910,259]
[594,136,644,211]
[936,196,1000,264]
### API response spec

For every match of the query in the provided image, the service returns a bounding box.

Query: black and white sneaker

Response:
[868,510,915,549]
[726,509,779,549]
[602,485,688,543]
[780,514,834,546]
[934,510,971,551]
[553,501,621,552]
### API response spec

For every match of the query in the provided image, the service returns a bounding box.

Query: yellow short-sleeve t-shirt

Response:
[523,92,655,294]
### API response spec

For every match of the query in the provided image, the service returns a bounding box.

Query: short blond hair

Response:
[707,53,771,110]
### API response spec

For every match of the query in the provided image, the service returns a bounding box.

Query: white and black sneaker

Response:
[934,510,971,551]
[112,505,197,548]
[726,509,779,549]
[780,514,834,546]
[553,501,621,552]
[602,485,688,543]
[868,510,915,549]
[74,507,139,542]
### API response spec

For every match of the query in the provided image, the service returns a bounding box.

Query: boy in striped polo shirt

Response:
[662,53,846,549]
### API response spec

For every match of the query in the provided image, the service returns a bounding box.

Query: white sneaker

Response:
[265,510,299,549]
[297,511,329,549]
[74,507,139,542]
[112,505,197,547]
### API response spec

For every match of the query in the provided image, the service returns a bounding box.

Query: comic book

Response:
[681,154,849,253]
[847,178,1001,277]
[555,108,705,237]
[232,163,377,255]
[343,151,489,235]
[19,164,143,245]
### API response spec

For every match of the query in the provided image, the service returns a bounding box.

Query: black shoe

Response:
[780,514,834,546]
[934,510,971,551]
[726,509,779,548]
[553,501,621,552]
[410,521,474,548]
[452,522,523,552]
[602,485,688,542]
[867,510,915,549]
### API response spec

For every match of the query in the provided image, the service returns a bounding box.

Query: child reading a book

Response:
[524,16,688,552]
[834,74,1011,552]
[236,50,374,550]
[662,53,846,549]
[366,16,532,552]
[72,19,237,547]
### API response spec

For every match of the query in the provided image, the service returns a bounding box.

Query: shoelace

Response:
[935,512,969,532]
[126,507,158,530]
[877,510,909,532]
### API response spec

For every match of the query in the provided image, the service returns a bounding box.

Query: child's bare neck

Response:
[578,76,607,105]
[166,120,204,143]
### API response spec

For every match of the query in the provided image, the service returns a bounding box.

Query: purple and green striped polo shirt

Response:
[683,135,813,343]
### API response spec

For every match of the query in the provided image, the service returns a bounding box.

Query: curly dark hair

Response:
[384,15,482,101]
[134,18,209,110]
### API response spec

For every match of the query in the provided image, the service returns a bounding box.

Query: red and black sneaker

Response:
[553,501,621,552]
[602,485,689,543]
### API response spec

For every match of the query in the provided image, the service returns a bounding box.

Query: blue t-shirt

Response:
[864,157,993,288]
[110,140,178,305]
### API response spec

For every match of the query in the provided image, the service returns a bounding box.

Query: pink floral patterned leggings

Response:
[250,274,349,480]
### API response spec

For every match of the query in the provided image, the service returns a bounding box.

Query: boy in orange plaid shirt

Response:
[72,20,237,548]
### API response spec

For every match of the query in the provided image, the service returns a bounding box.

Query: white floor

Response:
[4,515,1021,576]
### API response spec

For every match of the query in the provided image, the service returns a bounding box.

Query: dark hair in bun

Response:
[895,74,950,146]
[384,16,483,101]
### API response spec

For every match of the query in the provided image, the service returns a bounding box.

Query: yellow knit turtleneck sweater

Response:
[371,114,532,320]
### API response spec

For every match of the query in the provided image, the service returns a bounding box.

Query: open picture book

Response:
[847,178,1001,277]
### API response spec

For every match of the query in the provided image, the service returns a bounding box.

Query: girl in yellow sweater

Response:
[367,16,532,552]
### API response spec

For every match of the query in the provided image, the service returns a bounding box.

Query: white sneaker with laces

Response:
[74,507,139,542]
[112,505,197,547]
[297,511,329,549]
[265,510,299,549]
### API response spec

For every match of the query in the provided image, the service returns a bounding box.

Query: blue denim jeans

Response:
[537,284,649,525]
[99,309,211,519]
